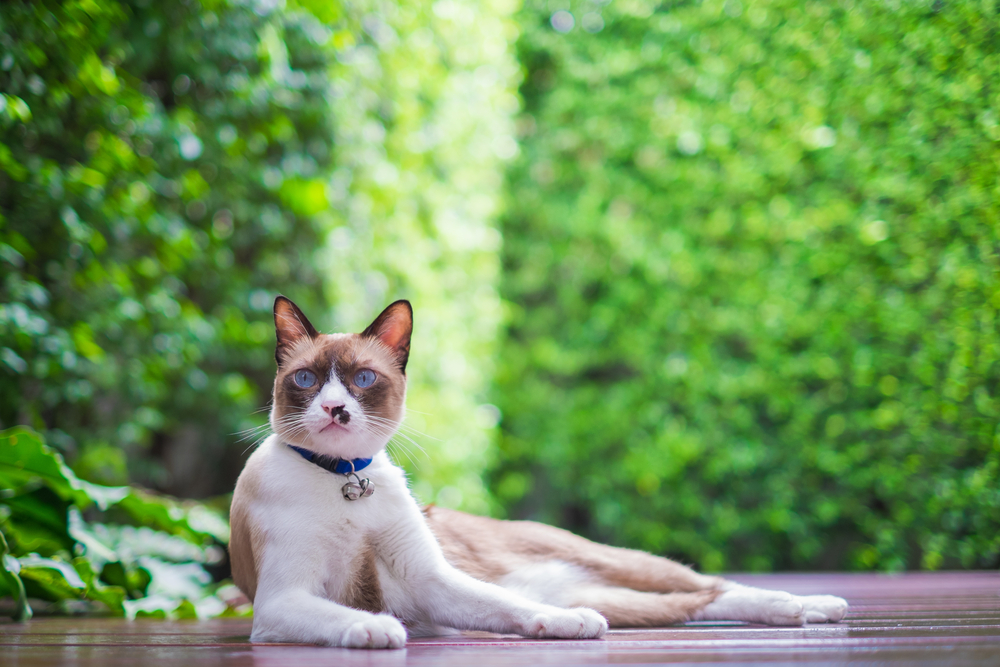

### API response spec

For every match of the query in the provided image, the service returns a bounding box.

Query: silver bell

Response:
[342,475,374,501]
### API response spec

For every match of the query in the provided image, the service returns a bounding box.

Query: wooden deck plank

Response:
[2,572,998,665]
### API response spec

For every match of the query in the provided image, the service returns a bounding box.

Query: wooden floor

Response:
[2,572,999,666]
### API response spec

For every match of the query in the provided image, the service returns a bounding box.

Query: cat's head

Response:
[269,296,412,460]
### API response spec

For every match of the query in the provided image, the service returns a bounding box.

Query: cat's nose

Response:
[322,402,350,423]
[321,400,344,414]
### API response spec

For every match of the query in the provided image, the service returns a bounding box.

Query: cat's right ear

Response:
[273,296,319,366]
[361,300,413,372]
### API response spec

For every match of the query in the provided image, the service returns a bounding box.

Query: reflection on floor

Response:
[2,571,999,666]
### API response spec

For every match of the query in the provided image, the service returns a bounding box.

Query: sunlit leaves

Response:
[0,428,229,619]
[319,0,520,514]
[0,0,331,495]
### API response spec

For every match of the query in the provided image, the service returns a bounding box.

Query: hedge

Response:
[492,0,1000,571]
[0,0,520,615]
[0,0,332,496]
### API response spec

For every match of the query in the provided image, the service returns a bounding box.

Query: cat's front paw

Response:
[759,591,806,626]
[340,614,407,649]
[524,607,608,639]
[696,586,806,626]
[798,595,849,623]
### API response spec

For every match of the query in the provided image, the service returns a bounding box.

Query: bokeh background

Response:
[1,0,998,617]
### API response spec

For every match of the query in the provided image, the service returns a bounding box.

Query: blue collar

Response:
[287,445,373,475]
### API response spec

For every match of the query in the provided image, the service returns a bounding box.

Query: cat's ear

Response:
[361,300,412,372]
[273,296,320,366]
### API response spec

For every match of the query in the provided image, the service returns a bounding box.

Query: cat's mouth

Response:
[319,419,350,434]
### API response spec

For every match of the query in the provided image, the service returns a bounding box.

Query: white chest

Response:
[248,439,423,609]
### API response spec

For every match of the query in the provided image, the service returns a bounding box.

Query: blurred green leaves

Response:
[0,0,331,496]
[494,0,1000,572]
[316,0,520,514]
[2,0,997,589]
[0,427,232,619]
[0,0,517,514]
[0,0,522,615]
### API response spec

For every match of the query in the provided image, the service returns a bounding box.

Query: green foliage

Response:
[0,0,332,495]
[0,0,523,616]
[494,0,1000,572]
[0,427,233,619]
[0,0,519,514]
[314,0,520,513]
[6,0,996,598]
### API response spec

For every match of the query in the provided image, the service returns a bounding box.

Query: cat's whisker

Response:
[384,441,403,465]
[273,413,308,423]
[360,420,428,463]
[275,426,310,446]
[358,424,410,459]
[249,419,301,442]
[242,430,276,455]
[237,411,311,441]
[277,419,309,432]
[235,425,275,442]
[386,439,420,469]
[389,431,428,459]
[368,414,438,440]
[375,418,437,456]
[234,423,271,436]
[392,435,425,465]
[374,421,428,437]
[357,421,421,468]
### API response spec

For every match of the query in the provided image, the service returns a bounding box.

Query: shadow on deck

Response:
[2,572,998,665]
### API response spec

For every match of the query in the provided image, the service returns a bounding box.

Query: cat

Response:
[228,297,848,649]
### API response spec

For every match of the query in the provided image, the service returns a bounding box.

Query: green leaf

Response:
[114,491,217,545]
[0,427,104,510]
[72,557,126,615]
[19,554,86,590]
[0,531,31,621]
[17,555,87,607]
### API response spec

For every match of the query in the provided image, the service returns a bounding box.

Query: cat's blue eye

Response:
[294,369,317,388]
[354,369,376,388]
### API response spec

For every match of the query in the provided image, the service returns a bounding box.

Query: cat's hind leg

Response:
[494,559,719,626]
[693,584,848,626]
[426,507,848,627]
[497,561,845,627]
[560,585,722,627]
[426,506,723,594]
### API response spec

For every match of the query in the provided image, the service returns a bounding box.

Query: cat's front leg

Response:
[381,487,606,639]
[410,564,608,639]
[252,588,406,649]
[797,594,850,623]
[520,604,610,639]
[694,583,848,626]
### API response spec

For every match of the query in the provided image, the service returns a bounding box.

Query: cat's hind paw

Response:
[525,607,608,639]
[340,614,407,649]
[798,595,849,623]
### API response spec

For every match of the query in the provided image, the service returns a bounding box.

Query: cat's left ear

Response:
[362,300,412,372]
[274,295,320,366]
